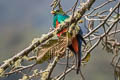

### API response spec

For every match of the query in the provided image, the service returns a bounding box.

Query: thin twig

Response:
[84,2,120,38]
[62,49,69,80]
[54,65,75,80]
[85,0,114,16]
[5,63,36,76]
[82,17,120,60]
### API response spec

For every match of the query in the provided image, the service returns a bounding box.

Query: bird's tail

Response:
[76,32,83,74]
[76,51,81,74]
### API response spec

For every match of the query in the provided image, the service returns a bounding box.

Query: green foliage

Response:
[19,75,29,80]
[0,68,4,77]
[13,59,22,69]
[82,53,91,64]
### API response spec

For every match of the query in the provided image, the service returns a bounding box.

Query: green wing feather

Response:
[53,13,69,28]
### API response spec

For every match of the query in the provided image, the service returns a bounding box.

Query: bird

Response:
[51,9,86,74]
[51,9,69,37]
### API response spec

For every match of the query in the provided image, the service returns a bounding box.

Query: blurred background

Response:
[0,0,119,80]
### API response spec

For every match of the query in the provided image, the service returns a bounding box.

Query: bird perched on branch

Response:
[51,8,86,74]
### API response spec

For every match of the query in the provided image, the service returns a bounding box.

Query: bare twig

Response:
[85,0,114,16]
[79,68,85,80]
[82,17,120,60]
[84,2,120,38]
[41,56,59,80]
[54,65,75,80]
[72,0,79,18]
[5,63,36,76]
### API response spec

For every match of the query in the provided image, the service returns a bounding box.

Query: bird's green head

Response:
[51,9,65,15]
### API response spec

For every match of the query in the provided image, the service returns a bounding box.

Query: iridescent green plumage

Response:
[52,9,69,28]
[52,9,86,74]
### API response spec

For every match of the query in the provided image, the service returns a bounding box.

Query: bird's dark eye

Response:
[56,10,60,12]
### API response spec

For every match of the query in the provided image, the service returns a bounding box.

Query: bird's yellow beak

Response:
[51,10,55,14]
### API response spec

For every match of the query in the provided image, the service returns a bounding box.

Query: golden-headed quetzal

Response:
[51,9,86,74]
